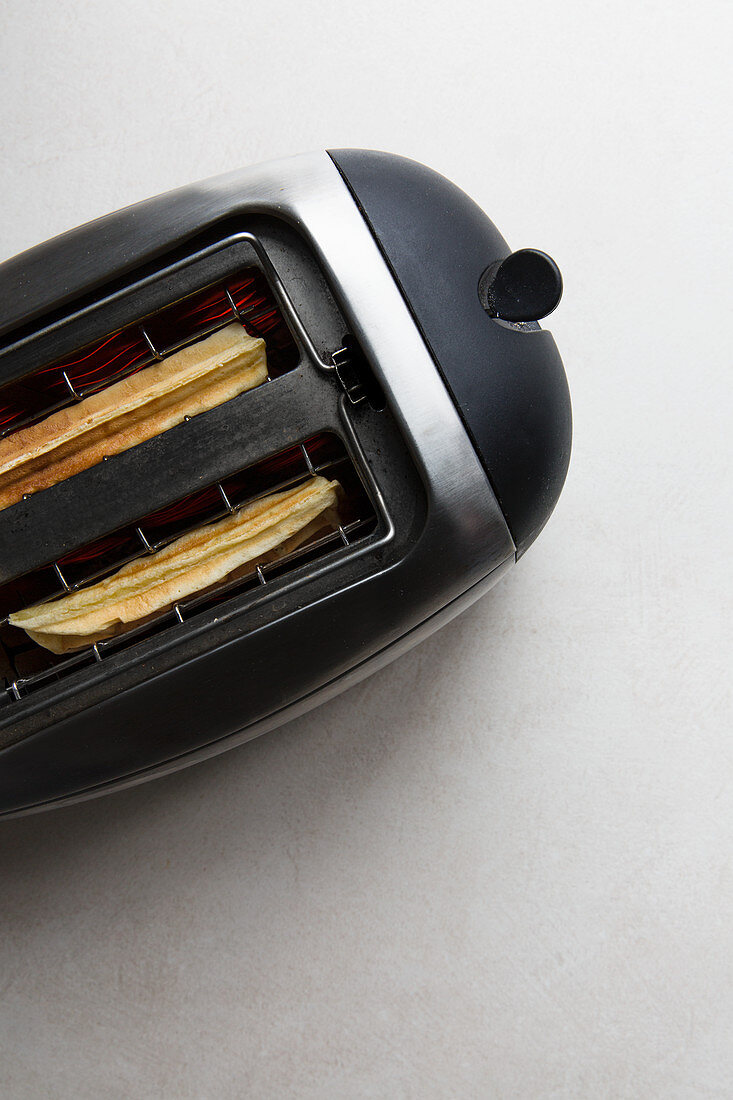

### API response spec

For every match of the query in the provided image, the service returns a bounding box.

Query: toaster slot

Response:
[0,432,377,703]
[0,266,297,444]
[0,266,300,515]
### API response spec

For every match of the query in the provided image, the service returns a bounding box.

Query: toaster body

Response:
[0,150,570,816]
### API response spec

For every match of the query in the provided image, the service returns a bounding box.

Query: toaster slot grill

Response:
[0,432,376,704]
[0,267,298,443]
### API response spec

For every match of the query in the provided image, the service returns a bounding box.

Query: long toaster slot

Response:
[0,432,376,704]
[0,266,298,445]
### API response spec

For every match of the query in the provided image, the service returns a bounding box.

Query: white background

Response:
[1,1,731,1097]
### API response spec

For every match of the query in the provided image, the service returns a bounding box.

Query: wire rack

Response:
[0,267,297,442]
[0,439,375,705]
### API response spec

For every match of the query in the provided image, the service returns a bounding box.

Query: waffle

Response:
[0,323,267,510]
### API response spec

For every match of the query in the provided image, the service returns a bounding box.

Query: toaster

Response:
[0,149,571,817]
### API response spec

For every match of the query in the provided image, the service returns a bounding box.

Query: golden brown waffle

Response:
[0,323,267,510]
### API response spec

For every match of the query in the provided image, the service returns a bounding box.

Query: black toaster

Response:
[0,149,571,817]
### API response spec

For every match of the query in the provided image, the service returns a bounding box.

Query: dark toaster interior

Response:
[0,217,420,742]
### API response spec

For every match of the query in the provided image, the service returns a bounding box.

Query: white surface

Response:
[1,1,731,1096]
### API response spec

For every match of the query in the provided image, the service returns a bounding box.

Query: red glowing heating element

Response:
[0,268,298,438]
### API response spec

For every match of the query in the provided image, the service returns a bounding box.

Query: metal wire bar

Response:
[300,442,317,476]
[139,326,164,361]
[135,526,155,553]
[217,482,235,513]
[53,562,71,591]
[61,371,83,401]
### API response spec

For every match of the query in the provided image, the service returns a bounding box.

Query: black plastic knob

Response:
[482,248,562,323]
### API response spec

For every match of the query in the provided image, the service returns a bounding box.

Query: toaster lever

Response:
[481,248,563,323]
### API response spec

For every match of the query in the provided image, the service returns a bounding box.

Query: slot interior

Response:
[0,432,376,704]
[0,266,299,442]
